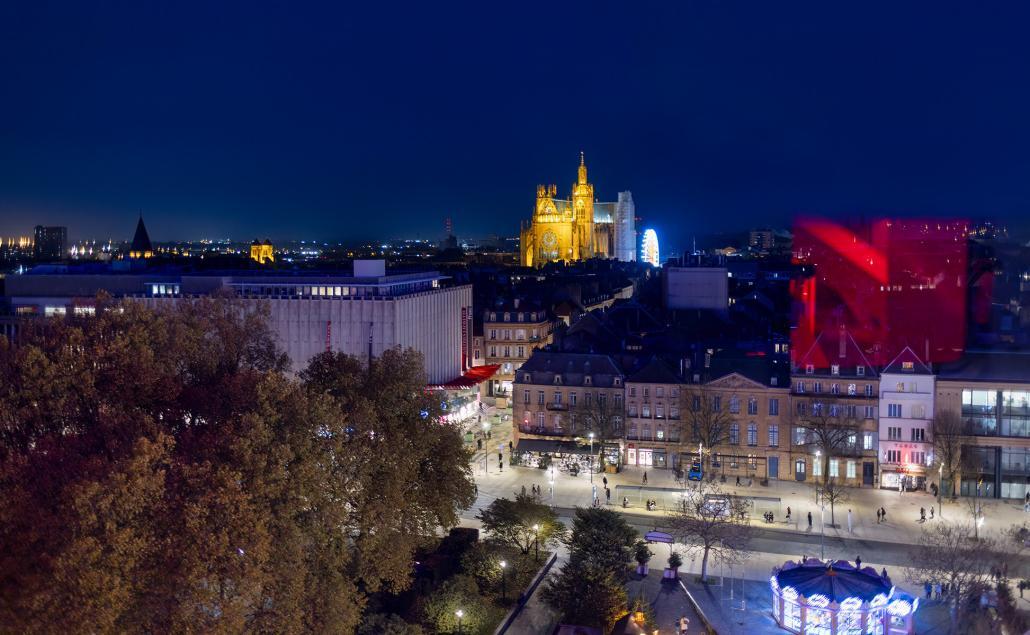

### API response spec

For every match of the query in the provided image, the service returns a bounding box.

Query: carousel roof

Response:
[774,560,891,603]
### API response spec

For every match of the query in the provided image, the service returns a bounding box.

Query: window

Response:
[523,390,530,404]
[768,425,779,447]
[692,395,701,411]
[644,387,650,399]
[830,383,840,395]
[887,404,902,418]
[504,346,511,357]
[630,387,637,397]
[730,423,740,445]
[911,451,926,465]
[614,378,622,387]
[794,427,807,445]
[912,404,925,419]
[729,396,740,414]
[885,450,901,463]
[747,423,758,446]
[911,428,925,442]
[748,398,759,415]
[847,383,857,396]
[656,426,665,440]
[829,459,839,478]
[831,364,840,376]
[796,402,807,416]
[537,412,545,427]
[812,402,823,416]
[642,405,651,418]
[806,364,814,374]
[584,376,592,386]
[517,346,525,357]
[887,427,902,440]
[656,405,664,418]
[553,391,562,405]
[857,365,865,376]
[503,313,510,322]
[489,347,496,357]
[598,394,607,407]
[813,459,823,477]
[585,393,592,406]
[628,405,638,417]
[814,382,822,394]
[769,399,780,416]
[670,406,679,419]
[863,432,874,450]
[865,385,874,397]
[846,460,856,479]
[570,392,577,406]
[864,406,876,419]
[538,391,545,405]
[656,387,664,398]
[489,329,497,340]
[713,396,722,412]
[829,404,840,417]
[796,381,805,394]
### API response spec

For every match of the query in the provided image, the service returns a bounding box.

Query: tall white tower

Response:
[614,191,637,261]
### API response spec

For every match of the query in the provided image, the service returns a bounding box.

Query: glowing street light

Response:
[588,432,595,483]
[499,560,507,601]
[455,609,464,633]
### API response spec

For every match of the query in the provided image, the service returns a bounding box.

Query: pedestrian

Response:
[678,615,690,634]
[876,508,881,523]
[934,582,942,600]
[929,506,934,519]
[882,567,889,580]
[643,471,648,485]
[808,511,813,529]
[593,496,599,507]
[920,507,926,522]
[880,507,886,523]
[736,475,741,486]
[623,496,629,508]
[521,485,526,497]
[606,487,611,502]
[603,476,608,487]
[508,440,513,453]
[924,581,932,599]
[477,438,482,450]
[855,555,862,569]
[474,483,478,496]
[847,509,853,533]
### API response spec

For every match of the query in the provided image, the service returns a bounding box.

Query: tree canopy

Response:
[476,492,565,555]
[0,298,475,633]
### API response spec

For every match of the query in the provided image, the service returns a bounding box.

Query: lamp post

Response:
[820,501,826,559]
[589,432,595,483]
[938,463,944,518]
[533,523,540,562]
[483,421,491,475]
[549,478,555,507]
[500,560,507,602]
[814,450,822,504]
[455,609,463,634]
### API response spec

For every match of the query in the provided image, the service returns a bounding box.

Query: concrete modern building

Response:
[662,266,729,310]
[3,260,473,384]
[936,351,1030,499]
[877,347,935,491]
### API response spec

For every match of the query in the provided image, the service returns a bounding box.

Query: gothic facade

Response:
[519,154,636,267]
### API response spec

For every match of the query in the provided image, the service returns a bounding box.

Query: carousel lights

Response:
[887,599,913,617]
[839,597,862,612]
[870,593,889,608]
[770,575,780,593]
[807,594,830,608]
[781,586,798,601]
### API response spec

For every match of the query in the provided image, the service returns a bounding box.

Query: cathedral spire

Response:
[577,151,587,185]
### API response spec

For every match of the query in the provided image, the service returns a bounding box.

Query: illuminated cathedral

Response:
[519,153,636,267]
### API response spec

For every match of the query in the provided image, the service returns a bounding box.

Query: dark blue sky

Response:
[2,1,1029,247]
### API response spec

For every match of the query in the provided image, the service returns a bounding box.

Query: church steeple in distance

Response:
[577,151,588,185]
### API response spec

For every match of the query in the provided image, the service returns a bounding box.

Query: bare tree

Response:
[669,479,753,581]
[682,386,733,472]
[566,390,625,467]
[905,522,1002,623]
[816,478,851,526]
[932,410,965,500]
[791,397,862,485]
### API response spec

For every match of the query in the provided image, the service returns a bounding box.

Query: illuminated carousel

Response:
[770,559,918,635]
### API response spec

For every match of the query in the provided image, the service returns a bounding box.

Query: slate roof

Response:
[627,356,683,385]
[516,351,623,387]
[882,346,933,375]
[794,329,878,378]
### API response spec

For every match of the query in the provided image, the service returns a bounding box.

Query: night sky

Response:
[3,2,1030,248]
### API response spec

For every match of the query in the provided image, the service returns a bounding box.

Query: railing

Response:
[518,425,572,438]
[544,403,568,411]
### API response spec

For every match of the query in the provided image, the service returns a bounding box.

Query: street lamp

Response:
[588,432,595,483]
[499,560,507,602]
[483,421,491,475]
[549,478,555,507]
[814,450,822,504]
[938,463,944,518]
[455,609,463,634]
[533,523,540,562]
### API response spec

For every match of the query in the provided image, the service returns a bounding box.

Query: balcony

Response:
[625,433,681,443]
[545,402,568,411]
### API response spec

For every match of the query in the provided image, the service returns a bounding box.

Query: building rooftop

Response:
[936,350,1030,383]
[627,356,683,385]
[881,346,933,375]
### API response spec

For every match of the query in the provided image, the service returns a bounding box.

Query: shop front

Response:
[879,468,925,492]
[626,443,668,469]
[512,438,599,474]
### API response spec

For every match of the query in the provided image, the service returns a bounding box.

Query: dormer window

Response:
[522,373,531,382]
[614,378,622,387]
[490,312,497,321]
[831,364,840,376]
[584,376,592,386]
[805,364,814,375]
[857,365,865,376]
[902,361,914,371]
[554,375,563,385]
[504,313,510,322]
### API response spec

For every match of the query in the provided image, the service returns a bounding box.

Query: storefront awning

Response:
[429,364,500,390]
[515,438,597,455]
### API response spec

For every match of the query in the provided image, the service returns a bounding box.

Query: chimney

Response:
[839,328,847,359]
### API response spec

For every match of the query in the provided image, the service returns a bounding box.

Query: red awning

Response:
[431,364,501,390]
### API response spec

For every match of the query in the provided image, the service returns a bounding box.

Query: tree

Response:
[0,298,475,634]
[905,521,1002,622]
[567,389,625,451]
[542,507,638,634]
[791,397,863,485]
[476,493,565,555]
[670,479,753,581]
[459,542,503,592]
[422,574,485,634]
[932,410,965,500]
[357,613,425,635]
[816,478,851,526]
[682,385,733,472]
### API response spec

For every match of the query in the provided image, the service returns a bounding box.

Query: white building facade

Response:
[878,347,935,491]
